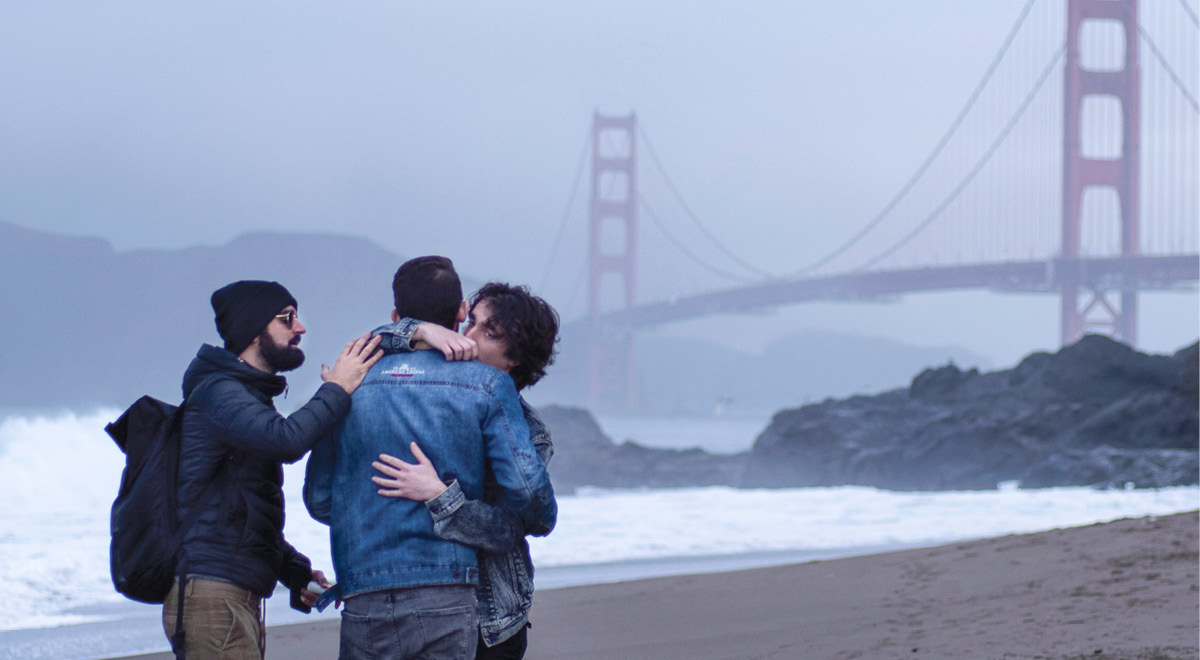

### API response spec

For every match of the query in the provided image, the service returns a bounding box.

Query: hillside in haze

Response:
[4,221,989,413]
[2,221,425,409]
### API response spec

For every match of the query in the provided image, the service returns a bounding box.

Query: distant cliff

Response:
[541,336,1199,492]
[1,221,436,407]
[2,221,990,414]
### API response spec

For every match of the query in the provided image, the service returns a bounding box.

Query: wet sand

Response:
[113,511,1199,660]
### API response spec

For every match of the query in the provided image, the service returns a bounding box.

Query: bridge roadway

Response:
[591,254,1200,329]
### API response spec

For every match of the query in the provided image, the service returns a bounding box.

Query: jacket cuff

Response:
[281,550,314,614]
[425,480,465,521]
[281,549,313,591]
[371,318,422,354]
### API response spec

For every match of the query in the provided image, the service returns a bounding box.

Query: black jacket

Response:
[177,344,351,603]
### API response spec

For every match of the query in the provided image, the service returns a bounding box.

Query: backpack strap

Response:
[170,572,186,659]
[169,399,234,659]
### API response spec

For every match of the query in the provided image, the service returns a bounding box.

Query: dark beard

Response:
[259,329,305,373]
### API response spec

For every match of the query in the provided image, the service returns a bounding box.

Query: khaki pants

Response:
[163,578,265,660]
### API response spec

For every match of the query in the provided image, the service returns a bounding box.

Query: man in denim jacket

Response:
[370,282,559,659]
[303,257,556,660]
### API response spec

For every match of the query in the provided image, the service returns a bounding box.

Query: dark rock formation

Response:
[741,335,1199,490]
[537,405,746,494]
[541,336,1199,492]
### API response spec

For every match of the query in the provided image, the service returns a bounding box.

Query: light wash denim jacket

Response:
[374,319,555,647]
[302,322,555,601]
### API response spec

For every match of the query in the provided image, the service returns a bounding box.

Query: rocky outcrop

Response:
[741,336,1199,490]
[537,405,746,494]
[541,336,1199,492]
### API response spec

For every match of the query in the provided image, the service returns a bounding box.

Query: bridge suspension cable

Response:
[638,193,755,282]
[856,42,1066,272]
[539,129,592,295]
[1137,22,1200,113]
[791,0,1039,276]
[1177,0,1199,30]
[639,127,777,280]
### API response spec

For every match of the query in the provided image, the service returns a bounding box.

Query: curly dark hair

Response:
[469,282,559,390]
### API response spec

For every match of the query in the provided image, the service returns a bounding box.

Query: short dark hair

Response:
[470,282,559,390]
[392,256,463,329]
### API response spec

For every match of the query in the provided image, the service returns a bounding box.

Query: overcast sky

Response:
[2,1,1196,367]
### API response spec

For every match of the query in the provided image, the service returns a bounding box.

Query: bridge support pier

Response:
[1060,0,1140,347]
[586,112,639,412]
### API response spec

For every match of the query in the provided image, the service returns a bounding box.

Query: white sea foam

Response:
[526,484,1200,567]
[0,409,1196,633]
[0,410,127,631]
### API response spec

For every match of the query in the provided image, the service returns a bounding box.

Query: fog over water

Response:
[0,1,1196,370]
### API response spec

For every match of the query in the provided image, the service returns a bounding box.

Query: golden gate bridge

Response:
[538,0,1199,410]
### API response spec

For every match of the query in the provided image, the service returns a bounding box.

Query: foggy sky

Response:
[2,1,1196,367]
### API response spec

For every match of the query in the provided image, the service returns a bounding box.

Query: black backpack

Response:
[107,395,230,658]
[106,395,187,604]
[106,395,226,604]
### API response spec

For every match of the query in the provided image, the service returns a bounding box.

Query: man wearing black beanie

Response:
[163,280,383,660]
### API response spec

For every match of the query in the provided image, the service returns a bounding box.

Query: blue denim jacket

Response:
[302,330,556,600]
[372,319,555,646]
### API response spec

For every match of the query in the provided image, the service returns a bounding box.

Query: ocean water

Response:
[592,412,769,454]
[0,409,1196,659]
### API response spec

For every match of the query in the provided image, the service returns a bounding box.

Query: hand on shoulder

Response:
[321,334,384,394]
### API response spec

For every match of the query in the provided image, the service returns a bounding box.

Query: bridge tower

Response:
[586,112,639,411]
[1060,0,1140,346]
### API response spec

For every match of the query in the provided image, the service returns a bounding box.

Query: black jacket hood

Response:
[182,344,286,401]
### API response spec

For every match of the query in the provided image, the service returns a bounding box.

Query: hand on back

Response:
[372,442,448,502]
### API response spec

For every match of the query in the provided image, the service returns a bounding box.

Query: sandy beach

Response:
[113,511,1198,660]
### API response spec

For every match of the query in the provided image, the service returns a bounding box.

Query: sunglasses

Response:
[274,310,299,327]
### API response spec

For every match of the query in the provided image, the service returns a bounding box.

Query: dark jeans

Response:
[476,623,529,660]
[340,585,478,660]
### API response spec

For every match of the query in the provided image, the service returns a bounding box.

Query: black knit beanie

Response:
[211,280,298,356]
